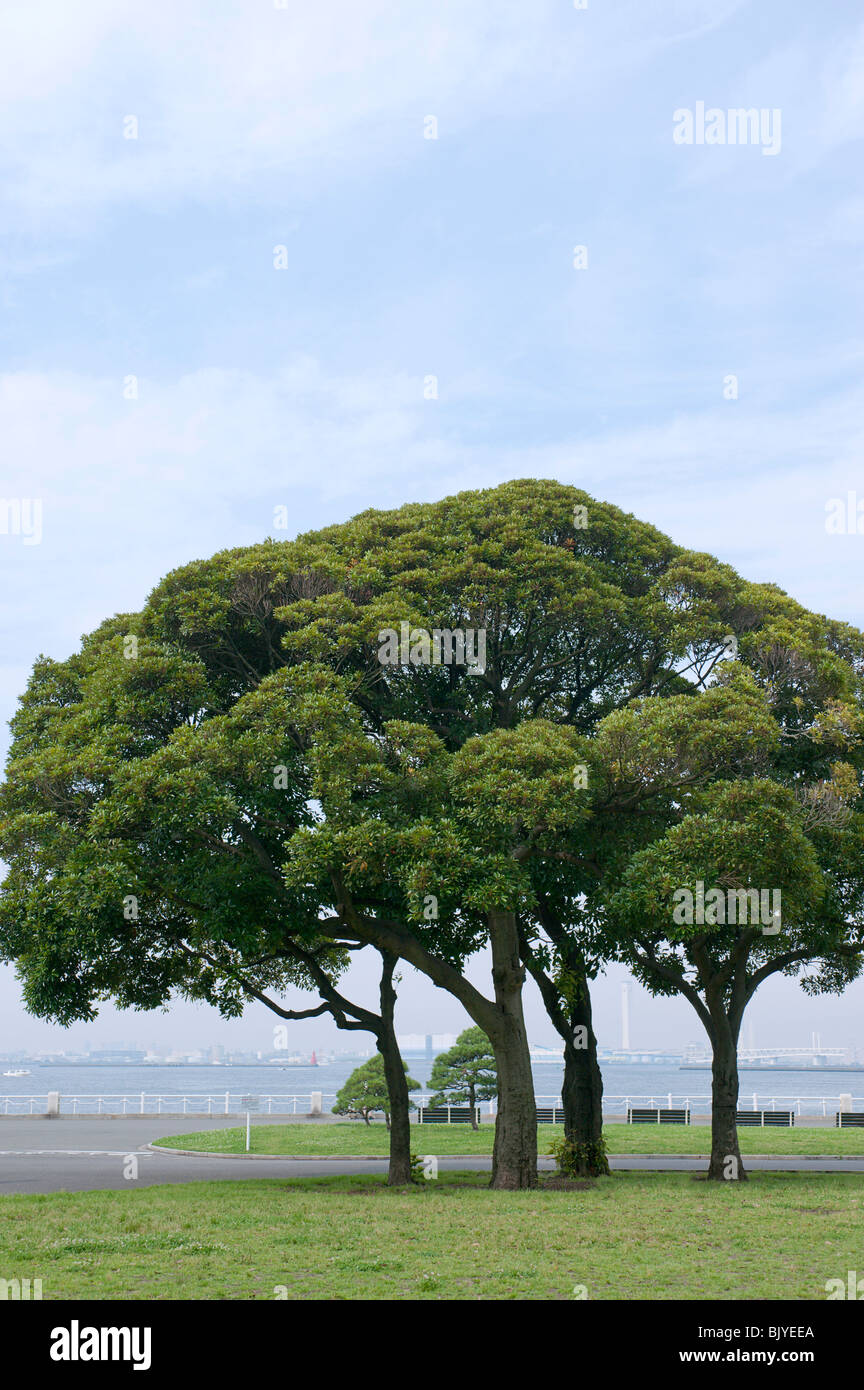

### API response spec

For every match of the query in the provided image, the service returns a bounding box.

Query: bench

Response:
[835,1112,864,1128]
[416,1106,478,1124]
[535,1107,564,1124]
[736,1110,795,1127]
[627,1107,690,1125]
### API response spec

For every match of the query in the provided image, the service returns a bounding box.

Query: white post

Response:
[246,1111,251,1153]
[310,1091,322,1115]
[225,1090,230,1115]
[46,1091,60,1118]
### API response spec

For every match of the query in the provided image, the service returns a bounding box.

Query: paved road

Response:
[2,1118,864,1193]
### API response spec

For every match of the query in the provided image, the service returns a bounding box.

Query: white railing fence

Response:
[1,1091,863,1117]
[598,1094,864,1118]
[0,1093,330,1116]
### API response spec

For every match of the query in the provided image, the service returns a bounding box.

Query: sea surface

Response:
[2,1059,862,1116]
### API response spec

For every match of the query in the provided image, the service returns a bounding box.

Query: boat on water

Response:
[2,1069,31,1077]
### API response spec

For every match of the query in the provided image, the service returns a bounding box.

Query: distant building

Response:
[88,1050,147,1064]
[397,1032,457,1057]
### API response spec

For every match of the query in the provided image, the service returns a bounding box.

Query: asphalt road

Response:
[1,1117,864,1193]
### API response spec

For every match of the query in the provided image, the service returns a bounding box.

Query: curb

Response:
[147,1143,394,1160]
[147,1144,864,1164]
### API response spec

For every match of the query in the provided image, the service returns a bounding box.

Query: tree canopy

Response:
[3,478,864,1186]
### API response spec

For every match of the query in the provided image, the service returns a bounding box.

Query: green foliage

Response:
[332,1054,420,1124]
[427,1027,497,1110]
[3,475,864,1095]
[547,1135,609,1179]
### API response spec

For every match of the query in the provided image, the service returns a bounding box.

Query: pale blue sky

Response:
[1,0,863,1053]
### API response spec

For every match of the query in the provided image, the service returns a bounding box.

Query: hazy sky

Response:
[1,0,863,1056]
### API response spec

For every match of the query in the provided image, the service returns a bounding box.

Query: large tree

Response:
[597,684,864,1179]
[228,476,853,1171]
[4,478,863,1189]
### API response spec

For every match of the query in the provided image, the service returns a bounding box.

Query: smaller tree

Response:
[427,1027,498,1130]
[333,1054,420,1127]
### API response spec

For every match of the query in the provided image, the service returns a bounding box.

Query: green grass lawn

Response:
[152,1120,864,1157]
[2,1172,863,1299]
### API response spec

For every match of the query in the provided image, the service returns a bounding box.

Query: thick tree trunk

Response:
[488,911,538,1189]
[469,1083,478,1131]
[561,1050,608,1176]
[708,1024,746,1181]
[561,981,609,1175]
[377,950,413,1185]
[335,908,537,1186]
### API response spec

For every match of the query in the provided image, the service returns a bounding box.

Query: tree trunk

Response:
[377,950,413,1185]
[708,1023,746,1181]
[561,974,609,1176]
[488,911,538,1189]
[562,1036,603,1144]
[469,1083,478,1131]
[337,910,537,1186]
